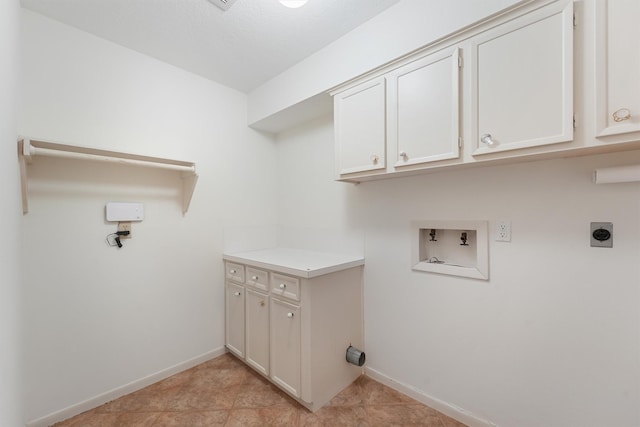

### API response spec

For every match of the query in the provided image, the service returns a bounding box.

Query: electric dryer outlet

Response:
[590,222,612,248]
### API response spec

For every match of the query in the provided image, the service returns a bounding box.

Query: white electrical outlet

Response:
[496,221,511,242]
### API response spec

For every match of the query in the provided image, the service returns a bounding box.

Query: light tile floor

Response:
[53,353,467,426]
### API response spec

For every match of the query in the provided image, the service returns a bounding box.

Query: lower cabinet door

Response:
[225,281,245,358]
[270,298,301,398]
[246,289,270,376]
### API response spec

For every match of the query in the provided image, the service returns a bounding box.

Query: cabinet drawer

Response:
[271,273,300,301]
[226,262,245,283]
[246,267,269,292]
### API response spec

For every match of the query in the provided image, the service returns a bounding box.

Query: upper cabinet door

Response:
[595,0,640,138]
[470,0,574,155]
[334,76,386,176]
[387,48,461,168]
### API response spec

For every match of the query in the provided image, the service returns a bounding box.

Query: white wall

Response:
[248,0,521,131]
[276,115,640,427]
[0,1,24,426]
[19,9,278,424]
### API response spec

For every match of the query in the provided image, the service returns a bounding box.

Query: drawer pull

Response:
[229,269,236,274]
[251,275,258,280]
[279,283,287,289]
[613,108,631,122]
[287,312,295,318]
[480,133,496,146]
[234,292,241,296]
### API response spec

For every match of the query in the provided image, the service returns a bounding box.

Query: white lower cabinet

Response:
[223,249,364,412]
[270,298,301,397]
[245,289,270,376]
[224,281,245,358]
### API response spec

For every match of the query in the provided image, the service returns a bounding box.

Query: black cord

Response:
[106,233,120,247]
[106,231,128,248]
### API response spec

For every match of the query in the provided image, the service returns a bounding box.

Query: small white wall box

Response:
[106,202,144,222]
[411,220,489,280]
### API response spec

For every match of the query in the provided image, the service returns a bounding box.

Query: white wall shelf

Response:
[17,137,198,215]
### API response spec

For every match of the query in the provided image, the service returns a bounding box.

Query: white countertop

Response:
[223,247,364,278]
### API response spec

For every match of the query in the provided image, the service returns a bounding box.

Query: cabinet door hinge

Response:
[573,13,576,29]
[458,56,463,68]
[458,136,463,149]
[573,115,577,129]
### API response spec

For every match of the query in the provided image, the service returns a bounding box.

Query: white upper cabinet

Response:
[329,0,640,183]
[387,48,461,169]
[333,76,386,176]
[333,47,462,181]
[595,0,640,139]
[470,0,574,155]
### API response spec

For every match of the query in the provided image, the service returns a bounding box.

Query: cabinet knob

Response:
[234,292,241,296]
[260,301,265,307]
[480,134,496,146]
[399,151,408,160]
[229,269,236,274]
[251,275,258,280]
[287,312,295,318]
[279,283,287,289]
[370,154,379,164]
[613,108,631,122]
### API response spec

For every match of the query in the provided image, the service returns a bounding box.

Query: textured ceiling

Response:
[20,0,401,93]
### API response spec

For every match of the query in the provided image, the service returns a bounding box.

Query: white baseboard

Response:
[26,346,227,427]
[365,366,497,427]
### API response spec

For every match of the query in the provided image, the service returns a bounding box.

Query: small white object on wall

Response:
[106,202,144,222]
[593,164,640,184]
[495,220,512,242]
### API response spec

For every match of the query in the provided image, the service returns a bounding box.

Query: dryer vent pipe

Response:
[346,345,366,367]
